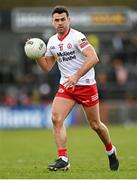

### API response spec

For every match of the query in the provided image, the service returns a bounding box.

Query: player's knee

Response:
[90,121,100,131]
[51,112,63,126]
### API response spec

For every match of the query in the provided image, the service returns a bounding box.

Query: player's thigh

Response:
[52,97,75,122]
[83,103,101,124]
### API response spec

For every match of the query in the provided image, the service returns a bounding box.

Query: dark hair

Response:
[52,6,69,17]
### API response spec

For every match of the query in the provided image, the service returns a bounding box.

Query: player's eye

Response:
[55,19,59,22]
[61,18,65,21]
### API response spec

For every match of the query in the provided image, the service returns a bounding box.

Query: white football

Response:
[24,38,46,59]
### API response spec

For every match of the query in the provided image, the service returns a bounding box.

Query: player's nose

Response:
[58,20,63,25]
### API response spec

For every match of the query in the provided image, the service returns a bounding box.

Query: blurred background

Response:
[0,0,137,128]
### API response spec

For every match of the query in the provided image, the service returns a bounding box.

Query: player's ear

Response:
[67,16,70,25]
[52,18,54,26]
[52,15,54,24]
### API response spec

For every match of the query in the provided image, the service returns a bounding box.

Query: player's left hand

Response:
[63,73,80,90]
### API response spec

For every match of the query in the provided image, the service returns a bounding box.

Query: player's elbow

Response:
[95,56,99,64]
[91,56,99,66]
[41,66,52,73]
[36,57,52,73]
[46,67,52,72]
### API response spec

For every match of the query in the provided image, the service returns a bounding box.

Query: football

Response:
[24,38,46,59]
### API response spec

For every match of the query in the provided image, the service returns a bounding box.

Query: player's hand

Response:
[63,73,80,90]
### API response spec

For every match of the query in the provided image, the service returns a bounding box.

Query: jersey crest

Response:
[58,43,64,51]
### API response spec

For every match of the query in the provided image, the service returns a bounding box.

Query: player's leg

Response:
[52,96,75,149]
[83,103,119,171]
[83,103,111,145]
[48,96,75,171]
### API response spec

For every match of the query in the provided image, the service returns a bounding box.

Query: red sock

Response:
[58,148,67,157]
[105,143,113,151]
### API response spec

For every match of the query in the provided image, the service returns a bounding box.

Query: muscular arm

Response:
[36,55,56,73]
[63,45,99,89]
[76,45,99,79]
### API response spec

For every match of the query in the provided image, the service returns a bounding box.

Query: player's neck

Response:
[58,27,70,41]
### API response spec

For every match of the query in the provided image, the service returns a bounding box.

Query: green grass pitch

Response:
[0,125,137,179]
